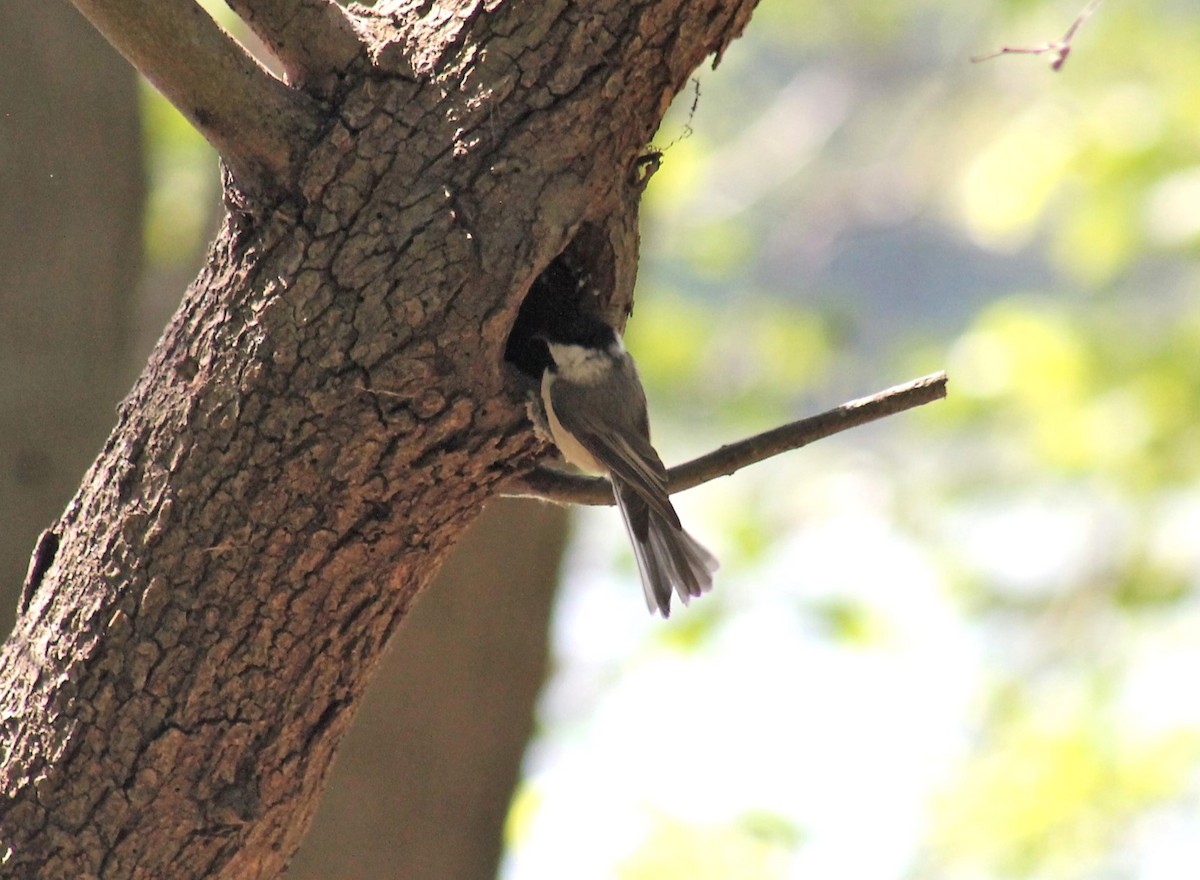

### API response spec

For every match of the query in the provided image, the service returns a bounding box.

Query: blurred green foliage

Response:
[574,0,1200,877]
[141,83,218,267]
[944,296,1200,486]
[619,813,801,880]
[930,697,1200,877]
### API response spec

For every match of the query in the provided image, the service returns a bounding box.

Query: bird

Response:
[537,314,718,616]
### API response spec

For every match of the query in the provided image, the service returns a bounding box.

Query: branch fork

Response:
[971,0,1103,71]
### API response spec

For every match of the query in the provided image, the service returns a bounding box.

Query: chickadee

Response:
[539,316,718,616]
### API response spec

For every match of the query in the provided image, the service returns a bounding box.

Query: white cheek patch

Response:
[547,342,610,384]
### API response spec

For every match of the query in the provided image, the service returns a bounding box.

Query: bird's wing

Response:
[547,373,681,530]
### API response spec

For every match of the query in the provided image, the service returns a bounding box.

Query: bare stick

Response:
[70,0,321,191]
[225,0,362,88]
[505,371,949,506]
[972,0,1103,71]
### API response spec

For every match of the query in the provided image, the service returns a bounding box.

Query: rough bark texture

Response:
[0,4,143,636]
[288,497,569,880]
[0,2,759,877]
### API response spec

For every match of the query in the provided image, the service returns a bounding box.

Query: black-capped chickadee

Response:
[539,316,718,616]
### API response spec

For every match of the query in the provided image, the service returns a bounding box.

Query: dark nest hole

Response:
[504,222,621,381]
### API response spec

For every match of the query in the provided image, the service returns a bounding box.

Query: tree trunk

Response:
[0,4,142,636]
[0,2,760,877]
[288,497,569,880]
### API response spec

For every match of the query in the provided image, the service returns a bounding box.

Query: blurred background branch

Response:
[971,0,1104,71]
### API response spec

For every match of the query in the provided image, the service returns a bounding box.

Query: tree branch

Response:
[506,371,949,505]
[70,0,322,191]
[225,0,363,90]
[971,0,1102,71]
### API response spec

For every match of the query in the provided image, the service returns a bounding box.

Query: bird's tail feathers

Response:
[614,483,718,617]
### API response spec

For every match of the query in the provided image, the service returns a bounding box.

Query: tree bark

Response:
[0,4,143,637]
[288,497,569,880]
[0,2,760,877]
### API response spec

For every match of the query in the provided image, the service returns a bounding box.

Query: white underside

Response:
[541,371,603,473]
